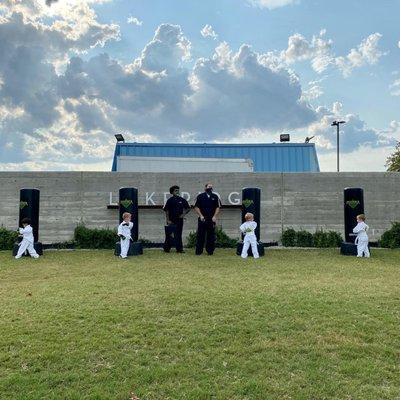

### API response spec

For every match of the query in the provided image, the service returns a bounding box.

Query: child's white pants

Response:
[241,235,259,259]
[120,238,131,258]
[357,239,370,258]
[15,239,39,259]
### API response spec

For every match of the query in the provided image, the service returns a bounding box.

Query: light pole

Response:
[331,120,346,172]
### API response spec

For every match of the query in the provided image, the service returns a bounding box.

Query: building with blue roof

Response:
[111,142,320,173]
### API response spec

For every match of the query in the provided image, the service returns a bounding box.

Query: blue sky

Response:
[0,0,399,171]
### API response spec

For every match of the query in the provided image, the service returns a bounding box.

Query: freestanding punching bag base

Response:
[340,241,371,256]
[236,241,265,257]
[12,242,43,257]
[341,187,366,257]
[114,241,143,257]
[340,242,357,256]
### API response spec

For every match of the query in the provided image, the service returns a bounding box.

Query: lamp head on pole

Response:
[331,120,346,127]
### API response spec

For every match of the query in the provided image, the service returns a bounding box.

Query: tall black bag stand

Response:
[114,187,143,256]
[236,187,265,257]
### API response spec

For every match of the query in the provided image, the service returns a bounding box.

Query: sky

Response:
[0,0,399,172]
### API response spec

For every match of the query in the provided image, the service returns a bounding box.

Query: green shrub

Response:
[296,230,314,247]
[186,226,237,248]
[281,228,342,248]
[51,241,75,250]
[314,230,342,248]
[313,230,328,248]
[186,231,197,248]
[216,226,237,248]
[325,231,343,248]
[281,228,296,247]
[74,224,117,249]
[380,222,400,249]
[0,227,19,250]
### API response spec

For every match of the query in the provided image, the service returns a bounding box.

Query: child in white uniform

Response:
[15,218,39,259]
[118,212,133,259]
[353,214,370,258]
[240,212,259,259]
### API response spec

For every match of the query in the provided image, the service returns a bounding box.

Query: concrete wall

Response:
[0,172,399,244]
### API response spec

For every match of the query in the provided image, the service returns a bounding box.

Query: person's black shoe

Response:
[177,250,185,253]
[207,253,213,256]
[163,249,170,253]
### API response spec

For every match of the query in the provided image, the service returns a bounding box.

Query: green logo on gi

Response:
[19,201,28,210]
[242,199,254,208]
[120,199,133,209]
[346,199,360,209]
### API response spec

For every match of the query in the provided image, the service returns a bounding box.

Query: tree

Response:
[386,142,400,172]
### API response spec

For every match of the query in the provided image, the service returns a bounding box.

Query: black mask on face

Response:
[205,187,213,194]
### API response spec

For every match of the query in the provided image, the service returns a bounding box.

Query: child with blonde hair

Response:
[239,212,259,259]
[118,212,133,259]
[353,214,370,258]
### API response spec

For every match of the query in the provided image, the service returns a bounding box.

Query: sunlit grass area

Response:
[0,249,399,400]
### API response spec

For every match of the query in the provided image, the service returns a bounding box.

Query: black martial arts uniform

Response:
[194,192,221,255]
[163,195,190,252]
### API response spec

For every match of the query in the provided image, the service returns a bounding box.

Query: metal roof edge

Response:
[115,142,317,148]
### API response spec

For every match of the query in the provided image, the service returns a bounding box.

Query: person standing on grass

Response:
[240,212,259,259]
[15,218,39,259]
[194,183,221,256]
[163,185,190,253]
[353,214,370,258]
[118,212,133,259]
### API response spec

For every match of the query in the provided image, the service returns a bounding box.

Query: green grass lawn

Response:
[0,249,399,400]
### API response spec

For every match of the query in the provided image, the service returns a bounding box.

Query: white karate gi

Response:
[240,221,259,259]
[353,221,370,258]
[118,221,133,258]
[15,225,39,259]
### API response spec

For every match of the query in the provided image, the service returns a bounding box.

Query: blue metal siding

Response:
[112,143,320,172]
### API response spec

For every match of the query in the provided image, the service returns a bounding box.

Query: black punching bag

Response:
[19,188,40,242]
[13,188,43,256]
[236,187,264,256]
[119,187,138,242]
[115,187,142,256]
[344,188,364,243]
[242,187,261,241]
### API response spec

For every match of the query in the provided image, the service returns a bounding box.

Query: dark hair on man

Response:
[21,217,31,225]
[204,182,212,188]
[169,185,180,194]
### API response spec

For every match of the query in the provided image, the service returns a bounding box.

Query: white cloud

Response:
[127,16,142,26]
[0,0,120,167]
[200,24,218,40]
[301,84,323,102]
[381,120,400,140]
[307,102,396,154]
[0,11,317,169]
[248,0,298,10]
[389,78,400,96]
[134,23,191,72]
[0,1,394,172]
[281,30,333,73]
[335,33,385,77]
[279,31,385,77]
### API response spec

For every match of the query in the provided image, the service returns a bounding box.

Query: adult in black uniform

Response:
[163,185,190,253]
[194,183,221,255]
